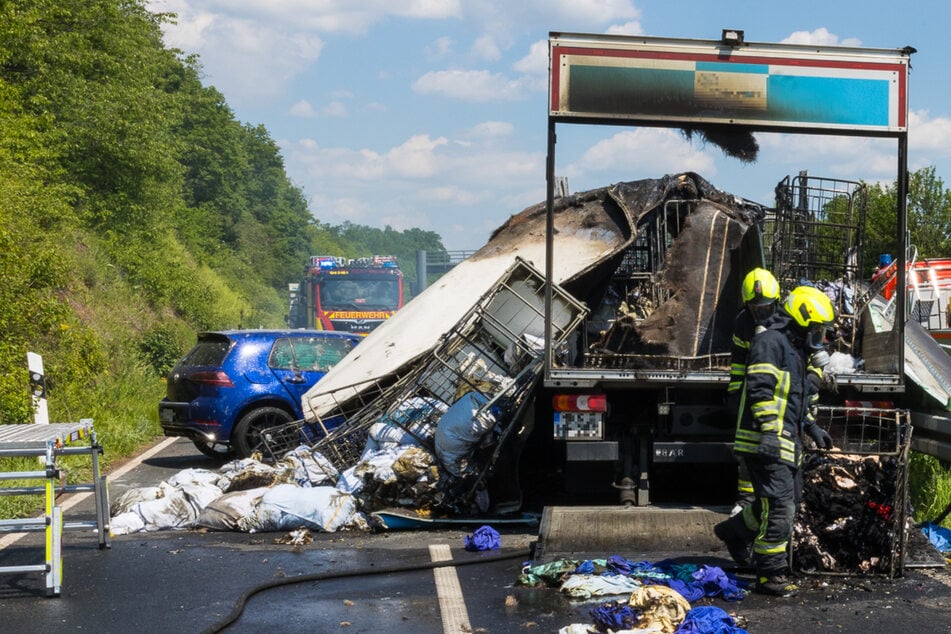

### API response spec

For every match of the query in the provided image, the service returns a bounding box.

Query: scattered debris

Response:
[526,557,749,634]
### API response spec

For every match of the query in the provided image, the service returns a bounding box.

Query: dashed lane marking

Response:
[430,543,472,634]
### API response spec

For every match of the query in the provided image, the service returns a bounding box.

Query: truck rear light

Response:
[188,371,234,387]
[552,393,608,412]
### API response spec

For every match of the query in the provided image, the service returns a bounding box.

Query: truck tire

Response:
[233,406,294,458]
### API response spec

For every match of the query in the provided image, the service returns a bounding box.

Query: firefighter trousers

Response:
[725,456,801,575]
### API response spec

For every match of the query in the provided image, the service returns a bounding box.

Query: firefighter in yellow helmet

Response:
[727,268,781,514]
[715,285,835,597]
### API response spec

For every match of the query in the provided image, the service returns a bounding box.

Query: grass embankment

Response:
[909,452,951,527]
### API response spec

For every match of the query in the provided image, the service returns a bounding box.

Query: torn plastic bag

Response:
[434,391,497,476]
[336,445,407,495]
[195,487,270,531]
[360,421,426,461]
[252,484,358,533]
[276,446,338,486]
[110,484,198,533]
[110,486,162,516]
[217,457,294,492]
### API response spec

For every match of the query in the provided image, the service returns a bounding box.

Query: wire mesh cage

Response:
[768,173,867,289]
[260,257,587,510]
[794,406,912,578]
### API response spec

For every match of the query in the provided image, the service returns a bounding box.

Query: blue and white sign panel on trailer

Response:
[549,32,910,136]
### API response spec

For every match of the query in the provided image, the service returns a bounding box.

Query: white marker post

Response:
[28,352,49,425]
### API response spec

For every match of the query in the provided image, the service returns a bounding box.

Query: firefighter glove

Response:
[758,432,782,459]
[807,425,833,449]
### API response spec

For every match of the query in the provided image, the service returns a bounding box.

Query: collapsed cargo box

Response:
[261,257,586,512]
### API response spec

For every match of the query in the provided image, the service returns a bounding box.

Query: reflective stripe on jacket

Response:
[734,313,809,467]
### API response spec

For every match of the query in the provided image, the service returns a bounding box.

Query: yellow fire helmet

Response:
[784,285,836,352]
[784,285,836,328]
[741,268,780,306]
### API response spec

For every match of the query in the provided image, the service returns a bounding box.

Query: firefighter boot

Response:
[713,518,753,569]
[755,573,800,598]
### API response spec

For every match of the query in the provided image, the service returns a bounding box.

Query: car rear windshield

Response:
[180,336,232,367]
[269,336,356,372]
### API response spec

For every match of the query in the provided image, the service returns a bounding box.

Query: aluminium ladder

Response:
[0,420,110,596]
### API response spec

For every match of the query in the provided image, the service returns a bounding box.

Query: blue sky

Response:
[146,1,951,251]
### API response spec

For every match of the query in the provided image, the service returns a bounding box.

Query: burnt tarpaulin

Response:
[584,173,766,362]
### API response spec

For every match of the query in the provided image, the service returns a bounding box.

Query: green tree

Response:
[863,167,951,275]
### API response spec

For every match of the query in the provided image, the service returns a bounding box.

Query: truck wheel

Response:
[233,406,294,458]
[191,439,236,460]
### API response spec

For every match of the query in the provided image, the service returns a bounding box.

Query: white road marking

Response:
[429,543,472,634]
[0,436,179,549]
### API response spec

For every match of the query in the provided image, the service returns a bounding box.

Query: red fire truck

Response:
[288,255,404,334]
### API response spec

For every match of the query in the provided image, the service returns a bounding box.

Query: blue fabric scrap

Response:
[464,525,501,551]
[922,522,951,554]
[675,605,748,633]
[590,600,637,632]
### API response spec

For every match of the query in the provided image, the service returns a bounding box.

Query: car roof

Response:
[198,329,361,340]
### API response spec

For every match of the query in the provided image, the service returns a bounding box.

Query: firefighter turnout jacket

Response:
[733,312,819,466]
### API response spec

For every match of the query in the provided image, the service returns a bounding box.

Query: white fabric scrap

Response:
[559,574,642,599]
[335,446,406,494]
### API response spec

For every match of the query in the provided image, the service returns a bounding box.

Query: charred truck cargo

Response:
[288,33,917,532]
[535,31,914,510]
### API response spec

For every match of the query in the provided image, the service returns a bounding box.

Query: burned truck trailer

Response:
[538,32,912,507]
[529,173,769,504]
[288,31,913,528]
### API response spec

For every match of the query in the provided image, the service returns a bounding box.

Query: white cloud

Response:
[605,19,644,36]
[419,185,486,205]
[909,110,951,155]
[289,100,318,118]
[286,98,348,121]
[513,40,548,76]
[195,0,461,33]
[530,0,640,28]
[570,129,717,181]
[466,121,514,139]
[412,69,527,101]
[472,35,502,61]
[427,36,454,59]
[757,133,894,179]
[781,27,861,47]
[283,130,545,244]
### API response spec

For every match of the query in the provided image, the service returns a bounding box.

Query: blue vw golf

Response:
[159,329,360,458]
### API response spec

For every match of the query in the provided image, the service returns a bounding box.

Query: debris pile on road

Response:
[516,556,748,633]
[111,261,587,534]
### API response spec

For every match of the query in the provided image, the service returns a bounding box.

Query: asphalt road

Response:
[1,437,950,633]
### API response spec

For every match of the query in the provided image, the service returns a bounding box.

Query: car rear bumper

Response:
[159,402,225,442]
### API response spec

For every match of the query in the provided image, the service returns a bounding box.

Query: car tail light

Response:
[552,393,608,412]
[187,370,234,387]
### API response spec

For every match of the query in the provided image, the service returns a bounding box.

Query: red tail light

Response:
[188,370,234,387]
[552,393,608,412]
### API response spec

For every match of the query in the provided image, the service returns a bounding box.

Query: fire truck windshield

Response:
[319,277,400,310]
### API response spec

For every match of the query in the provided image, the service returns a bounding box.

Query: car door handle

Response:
[287,375,307,384]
